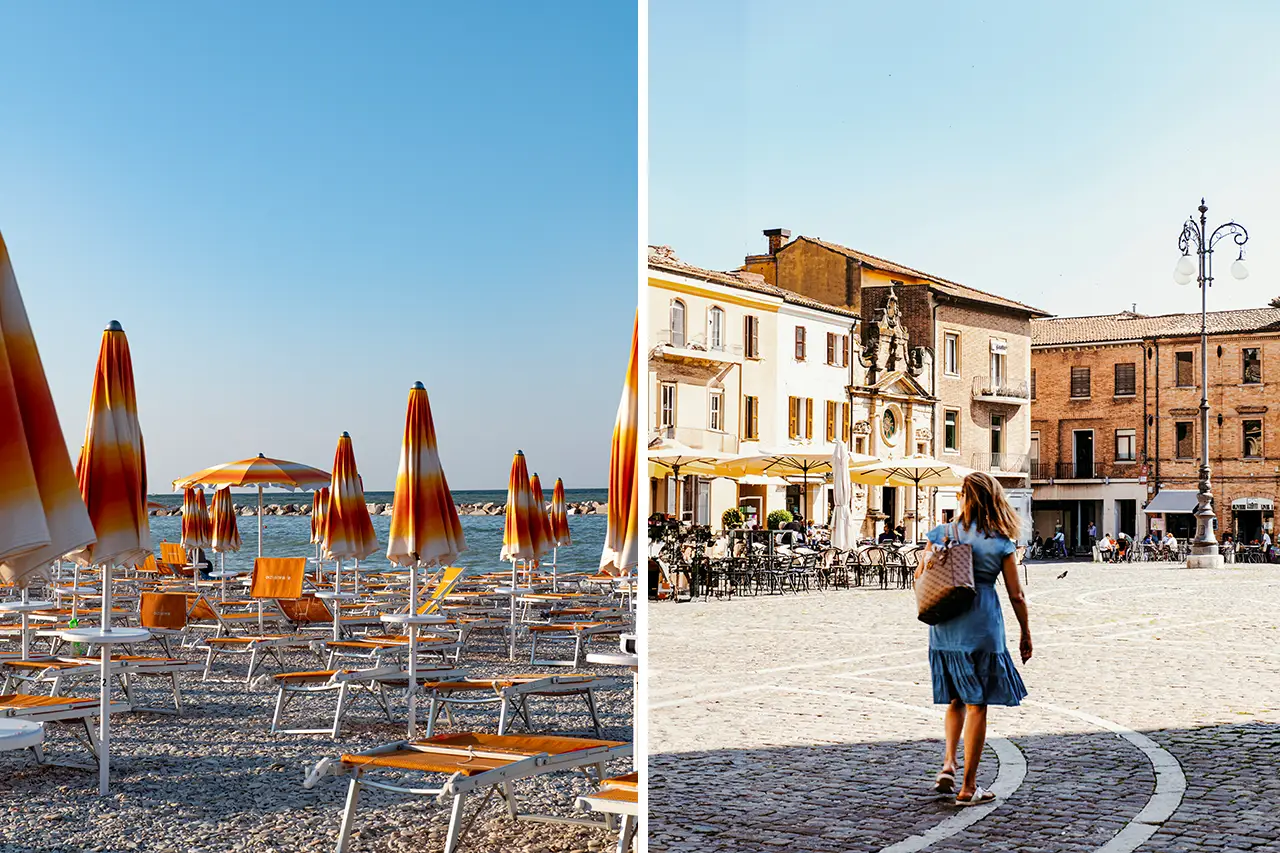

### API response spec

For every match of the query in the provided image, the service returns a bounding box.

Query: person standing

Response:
[1263,528,1273,563]
[917,472,1031,806]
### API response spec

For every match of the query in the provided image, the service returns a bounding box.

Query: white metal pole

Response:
[509,559,519,661]
[332,558,342,641]
[407,554,419,739]
[98,561,113,796]
[257,486,264,559]
[19,587,30,660]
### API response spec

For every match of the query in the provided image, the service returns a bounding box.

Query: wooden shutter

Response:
[826,333,835,365]
[1070,366,1090,398]
[805,398,814,439]
[841,335,849,366]
[841,403,851,442]
[788,396,798,439]
[826,401,836,441]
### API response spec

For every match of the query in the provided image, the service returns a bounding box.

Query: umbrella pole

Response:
[98,561,113,796]
[333,558,342,641]
[220,552,226,602]
[257,486,264,560]
[19,588,30,660]
[407,554,419,739]
[551,546,558,592]
[509,560,518,662]
[72,564,80,620]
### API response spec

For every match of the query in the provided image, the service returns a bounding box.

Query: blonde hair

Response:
[958,471,1021,541]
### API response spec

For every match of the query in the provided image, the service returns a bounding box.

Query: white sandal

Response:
[955,786,996,807]
[933,770,956,793]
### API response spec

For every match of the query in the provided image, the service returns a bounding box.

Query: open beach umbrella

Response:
[71,320,152,796]
[548,478,571,589]
[0,232,95,661]
[647,437,737,522]
[600,316,639,576]
[502,450,549,660]
[850,454,974,542]
[321,432,377,640]
[385,381,466,736]
[180,487,211,556]
[173,454,329,558]
[830,443,856,550]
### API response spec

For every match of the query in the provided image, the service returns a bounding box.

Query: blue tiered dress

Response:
[925,522,1028,707]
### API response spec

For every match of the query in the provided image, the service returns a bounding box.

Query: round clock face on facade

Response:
[882,408,898,442]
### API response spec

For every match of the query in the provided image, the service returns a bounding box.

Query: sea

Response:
[146,489,608,575]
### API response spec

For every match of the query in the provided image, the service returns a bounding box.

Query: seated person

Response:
[1162,531,1178,554]
[1097,534,1114,561]
[877,521,898,544]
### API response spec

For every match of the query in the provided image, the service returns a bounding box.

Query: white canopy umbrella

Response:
[647,438,738,521]
[849,454,974,541]
[830,443,856,549]
[717,447,878,523]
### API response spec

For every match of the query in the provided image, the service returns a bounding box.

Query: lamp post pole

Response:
[1175,199,1249,568]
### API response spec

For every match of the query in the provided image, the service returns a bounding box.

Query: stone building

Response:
[1031,307,1280,549]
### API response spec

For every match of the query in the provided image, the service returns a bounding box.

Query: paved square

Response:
[648,563,1280,852]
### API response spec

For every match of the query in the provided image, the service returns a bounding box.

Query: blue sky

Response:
[651,1,1280,317]
[2,3,636,492]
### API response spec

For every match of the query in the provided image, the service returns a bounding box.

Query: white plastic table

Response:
[0,599,54,659]
[0,719,43,760]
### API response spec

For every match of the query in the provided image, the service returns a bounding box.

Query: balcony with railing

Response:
[650,425,740,454]
[652,329,743,363]
[971,376,1030,405]
[1034,460,1143,481]
[970,452,1030,476]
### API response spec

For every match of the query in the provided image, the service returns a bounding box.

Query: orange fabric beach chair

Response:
[303,732,632,853]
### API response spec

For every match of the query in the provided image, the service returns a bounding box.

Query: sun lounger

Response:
[527,622,629,667]
[201,634,320,684]
[2,654,201,714]
[576,772,638,853]
[304,732,631,853]
[0,693,130,759]
[420,673,628,738]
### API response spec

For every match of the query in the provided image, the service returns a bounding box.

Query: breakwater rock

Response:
[150,500,605,518]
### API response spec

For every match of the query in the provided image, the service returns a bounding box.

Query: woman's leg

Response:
[958,704,988,797]
[942,699,964,773]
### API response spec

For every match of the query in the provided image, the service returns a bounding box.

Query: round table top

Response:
[494,586,534,595]
[0,600,55,613]
[207,570,243,579]
[52,586,98,595]
[585,652,638,669]
[57,626,152,645]
[380,613,448,625]
[314,591,358,600]
[0,719,43,751]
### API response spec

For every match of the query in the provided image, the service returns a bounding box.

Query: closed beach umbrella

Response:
[600,315,639,576]
[209,487,241,554]
[830,443,856,550]
[173,454,329,558]
[0,232,96,588]
[528,472,553,566]
[180,487,211,554]
[502,450,548,660]
[310,487,329,544]
[385,381,466,736]
[322,432,377,640]
[72,320,152,796]
[548,478,571,590]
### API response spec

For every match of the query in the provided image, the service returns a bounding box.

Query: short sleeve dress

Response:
[924,522,1028,707]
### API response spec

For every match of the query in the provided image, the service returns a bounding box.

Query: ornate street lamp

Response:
[1174,198,1249,568]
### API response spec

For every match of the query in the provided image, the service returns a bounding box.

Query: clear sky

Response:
[651,1,1280,318]
[2,3,636,493]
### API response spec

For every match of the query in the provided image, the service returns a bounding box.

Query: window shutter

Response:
[841,335,849,366]
[1071,366,1090,398]
[788,397,798,439]
[826,333,835,365]
[842,403,851,442]
[805,398,814,439]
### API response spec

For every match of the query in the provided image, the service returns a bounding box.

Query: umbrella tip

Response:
[106,320,123,332]
[411,380,425,390]
[342,431,350,438]
[516,449,524,456]
[258,452,265,458]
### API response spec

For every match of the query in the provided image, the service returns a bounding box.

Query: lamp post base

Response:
[1185,553,1225,570]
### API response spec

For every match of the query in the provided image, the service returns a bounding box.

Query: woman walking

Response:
[917,472,1032,806]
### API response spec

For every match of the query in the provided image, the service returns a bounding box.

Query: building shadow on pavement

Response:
[649,721,1280,853]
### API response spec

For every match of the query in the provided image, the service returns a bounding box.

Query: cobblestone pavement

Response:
[648,563,1280,852]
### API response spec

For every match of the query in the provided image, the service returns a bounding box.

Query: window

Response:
[1030,368,1036,400]
[805,398,814,439]
[944,410,959,452]
[882,408,898,441]
[709,392,723,431]
[788,396,800,439]
[1175,351,1194,387]
[1243,419,1263,458]
[1243,348,1261,384]
[1115,363,1136,396]
[1115,428,1136,462]
[854,436,866,455]
[743,395,759,439]
[990,413,1004,457]
[840,334,849,367]
[990,339,1007,388]
[944,333,959,375]
[841,402,851,443]
[1070,366,1091,398]
[744,315,760,358]
[1030,431,1040,477]
[659,382,675,429]
[669,300,686,348]
[794,326,806,361]
[826,332,836,365]
[708,307,724,351]
[1175,421,1194,458]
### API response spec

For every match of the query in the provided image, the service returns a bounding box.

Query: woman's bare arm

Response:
[1001,552,1032,662]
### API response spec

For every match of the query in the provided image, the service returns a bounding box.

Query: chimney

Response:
[764,228,791,255]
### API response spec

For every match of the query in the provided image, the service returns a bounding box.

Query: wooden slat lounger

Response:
[304,732,631,853]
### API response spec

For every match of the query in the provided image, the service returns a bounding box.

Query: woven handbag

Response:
[915,522,976,625]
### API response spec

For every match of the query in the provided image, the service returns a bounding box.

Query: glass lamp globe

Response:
[1175,253,1196,277]
[1173,266,1194,286]
[1231,258,1249,280]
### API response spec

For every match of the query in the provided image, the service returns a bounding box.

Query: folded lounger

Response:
[577,771,638,853]
[304,732,632,853]
[420,673,629,738]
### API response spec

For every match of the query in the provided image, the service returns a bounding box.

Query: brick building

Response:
[1031,307,1280,550]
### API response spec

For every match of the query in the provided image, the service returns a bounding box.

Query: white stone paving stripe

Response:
[1027,700,1187,853]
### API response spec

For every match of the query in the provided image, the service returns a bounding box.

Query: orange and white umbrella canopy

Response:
[173,454,329,491]
[322,432,377,561]
[599,314,639,576]
[209,486,241,553]
[180,487,211,551]
[310,486,330,545]
[528,472,553,557]
[0,232,96,586]
[549,477,571,547]
[386,382,466,568]
[72,321,151,569]
[501,451,550,563]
